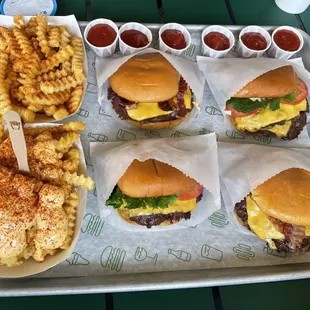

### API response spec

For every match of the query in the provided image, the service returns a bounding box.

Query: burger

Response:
[106,159,203,228]
[108,53,194,129]
[235,168,310,254]
[225,65,308,140]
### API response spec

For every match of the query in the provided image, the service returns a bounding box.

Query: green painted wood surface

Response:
[56,0,87,20]
[300,7,310,33]
[162,0,231,24]
[90,0,160,23]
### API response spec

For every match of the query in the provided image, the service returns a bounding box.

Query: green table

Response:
[1,0,310,309]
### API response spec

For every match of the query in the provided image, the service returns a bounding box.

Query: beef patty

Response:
[108,77,193,124]
[130,193,203,228]
[235,198,310,254]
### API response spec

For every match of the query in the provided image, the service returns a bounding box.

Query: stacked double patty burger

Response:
[108,53,194,129]
[106,159,203,228]
[226,65,308,140]
[235,168,310,254]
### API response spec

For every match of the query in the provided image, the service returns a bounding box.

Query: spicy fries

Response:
[0,14,86,122]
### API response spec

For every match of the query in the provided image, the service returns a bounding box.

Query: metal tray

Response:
[1,22,310,296]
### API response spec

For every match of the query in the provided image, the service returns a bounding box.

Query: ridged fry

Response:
[53,105,69,120]
[12,104,35,122]
[48,26,61,48]
[43,105,57,116]
[36,14,51,57]
[36,67,70,82]
[63,171,94,190]
[55,132,80,153]
[60,26,71,48]
[66,85,83,114]
[25,90,70,106]
[71,37,84,80]
[13,15,25,29]
[40,75,82,94]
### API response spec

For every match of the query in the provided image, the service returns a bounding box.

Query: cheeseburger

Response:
[108,53,194,129]
[235,168,310,254]
[226,66,308,140]
[106,159,203,228]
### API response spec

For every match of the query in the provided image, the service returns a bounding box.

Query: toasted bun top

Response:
[118,159,200,198]
[109,53,179,103]
[252,168,310,226]
[234,66,297,98]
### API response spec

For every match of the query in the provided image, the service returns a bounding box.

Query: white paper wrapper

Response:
[96,47,205,129]
[0,15,87,123]
[159,23,191,56]
[201,26,235,58]
[236,26,271,58]
[89,133,221,232]
[84,18,119,58]
[268,26,304,60]
[218,142,310,231]
[119,22,152,56]
[0,123,88,278]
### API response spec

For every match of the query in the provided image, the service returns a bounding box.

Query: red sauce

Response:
[161,29,186,50]
[120,30,149,48]
[241,32,267,50]
[204,32,230,51]
[273,30,300,52]
[87,24,117,47]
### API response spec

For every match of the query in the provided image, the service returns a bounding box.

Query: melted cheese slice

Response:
[118,198,196,218]
[234,99,307,133]
[265,120,292,138]
[127,87,192,121]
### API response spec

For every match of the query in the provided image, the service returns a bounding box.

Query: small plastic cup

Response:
[201,25,235,58]
[84,18,119,58]
[159,23,191,56]
[119,22,152,56]
[237,25,271,58]
[267,26,304,60]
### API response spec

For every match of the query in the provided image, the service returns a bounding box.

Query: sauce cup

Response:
[267,26,304,60]
[159,23,191,56]
[201,25,235,58]
[237,25,271,58]
[84,18,119,57]
[119,22,152,56]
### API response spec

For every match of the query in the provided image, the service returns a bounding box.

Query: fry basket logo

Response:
[101,246,126,272]
[226,130,245,140]
[253,135,272,144]
[88,132,108,142]
[233,243,255,260]
[98,107,112,117]
[205,106,223,116]
[10,121,20,130]
[66,252,90,265]
[263,246,286,258]
[208,212,229,228]
[171,131,190,138]
[81,213,104,237]
[77,108,89,118]
[201,244,223,261]
[199,128,219,140]
[116,129,136,141]
[168,249,191,262]
[145,130,161,138]
[86,82,97,94]
[134,247,158,265]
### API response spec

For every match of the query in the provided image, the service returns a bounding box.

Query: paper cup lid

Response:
[1,0,57,16]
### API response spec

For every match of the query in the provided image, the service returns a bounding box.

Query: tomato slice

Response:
[178,184,204,201]
[226,105,259,118]
[282,79,308,105]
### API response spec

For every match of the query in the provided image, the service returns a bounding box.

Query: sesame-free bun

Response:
[252,168,310,226]
[128,113,190,129]
[117,159,201,198]
[234,65,297,98]
[109,53,180,103]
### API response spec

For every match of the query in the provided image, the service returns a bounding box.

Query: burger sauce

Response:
[241,32,267,50]
[87,24,117,47]
[161,29,186,49]
[120,30,149,48]
[204,32,230,50]
[273,30,300,52]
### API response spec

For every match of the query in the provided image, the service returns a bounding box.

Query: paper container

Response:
[236,26,271,58]
[90,133,221,232]
[158,23,191,56]
[201,25,235,58]
[267,26,304,60]
[84,18,119,58]
[0,15,88,123]
[0,123,87,278]
[96,47,205,129]
[119,22,152,56]
[218,142,310,232]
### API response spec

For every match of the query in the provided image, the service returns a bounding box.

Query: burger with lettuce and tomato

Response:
[225,65,308,140]
[106,159,203,228]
